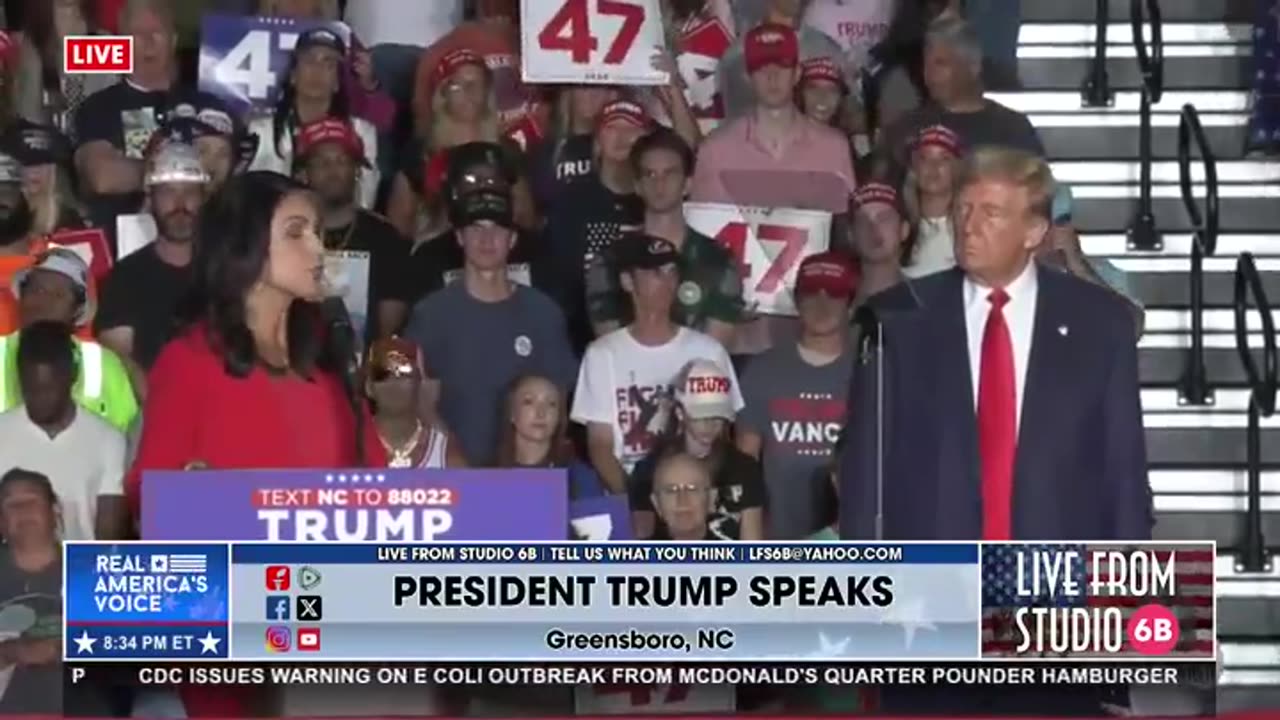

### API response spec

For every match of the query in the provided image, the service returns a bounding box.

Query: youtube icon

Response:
[297,628,320,651]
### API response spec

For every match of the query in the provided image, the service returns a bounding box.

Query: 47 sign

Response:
[684,203,832,317]
[521,0,668,85]
[198,15,350,114]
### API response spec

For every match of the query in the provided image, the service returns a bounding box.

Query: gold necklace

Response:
[379,420,425,468]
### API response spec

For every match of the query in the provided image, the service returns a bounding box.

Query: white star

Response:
[883,596,936,649]
[73,630,97,654]
[809,631,851,658]
[198,631,222,655]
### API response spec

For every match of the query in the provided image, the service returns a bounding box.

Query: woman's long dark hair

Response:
[182,170,333,378]
[271,45,352,159]
[23,0,98,96]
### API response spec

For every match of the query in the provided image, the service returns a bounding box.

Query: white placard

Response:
[521,0,669,85]
[324,249,371,341]
[683,202,832,317]
[115,213,158,260]
[575,680,734,715]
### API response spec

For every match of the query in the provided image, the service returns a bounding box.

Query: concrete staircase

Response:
[1006,0,1279,709]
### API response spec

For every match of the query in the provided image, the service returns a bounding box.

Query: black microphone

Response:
[320,297,364,464]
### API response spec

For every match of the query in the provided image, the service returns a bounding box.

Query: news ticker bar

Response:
[65,541,1216,663]
[64,661,1218,691]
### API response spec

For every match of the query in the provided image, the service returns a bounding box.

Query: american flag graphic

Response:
[981,543,1214,658]
[165,554,208,574]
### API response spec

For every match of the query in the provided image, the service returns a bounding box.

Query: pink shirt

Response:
[690,114,857,354]
[691,113,856,214]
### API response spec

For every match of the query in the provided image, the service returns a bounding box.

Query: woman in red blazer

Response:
[126,170,384,716]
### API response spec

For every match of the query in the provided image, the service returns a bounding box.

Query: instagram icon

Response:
[265,626,292,653]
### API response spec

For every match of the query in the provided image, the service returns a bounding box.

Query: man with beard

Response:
[295,118,412,341]
[0,151,39,335]
[94,141,208,397]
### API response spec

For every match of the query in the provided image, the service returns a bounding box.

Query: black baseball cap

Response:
[447,141,517,193]
[613,233,679,271]
[3,120,69,167]
[453,187,514,229]
[294,27,346,57]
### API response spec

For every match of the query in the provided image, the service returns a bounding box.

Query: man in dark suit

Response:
[838,146,1153,714]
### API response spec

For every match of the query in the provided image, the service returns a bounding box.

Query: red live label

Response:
[63,36,133,74]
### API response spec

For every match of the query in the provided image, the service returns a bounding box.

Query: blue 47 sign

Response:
[198,14,351,114]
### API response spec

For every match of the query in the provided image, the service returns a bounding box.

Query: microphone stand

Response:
[854,306,886,540]
[323,298,365,466]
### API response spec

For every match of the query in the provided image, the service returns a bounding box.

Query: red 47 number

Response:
[715,222,810,293]
[594,683,691,707]
[538,0,645,65]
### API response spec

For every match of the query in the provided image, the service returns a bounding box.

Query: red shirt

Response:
[126,326,385,716]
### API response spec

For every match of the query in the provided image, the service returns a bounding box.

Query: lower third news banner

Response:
[61,541,1217,713]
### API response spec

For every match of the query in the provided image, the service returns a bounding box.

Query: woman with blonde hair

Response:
[386,48,535,242]
[900,123,962,277]
[5,124,85,234]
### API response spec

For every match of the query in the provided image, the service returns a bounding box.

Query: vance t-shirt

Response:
[739,342,852,539]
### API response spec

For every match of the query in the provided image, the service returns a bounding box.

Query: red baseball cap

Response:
[596,100,650,132]
[795,251,858,299]
[434,48,488,86]
[913,124,964,157]
[296,118,370,167]
[744,23,799,74]
[800,57,846,91]
[851,182,901,212]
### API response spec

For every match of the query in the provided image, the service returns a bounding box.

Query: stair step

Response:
[1021,0,1252,23]
[1041,123,1249,160]
[1154,510,1279,552]
[1219,598,1275,636]
[1081,233,1280,256]
[990,90,1249,113]
[1120,264,1280,308]
[1142,308,1280,334]
[1019,53,1249,92]
[1139,344,1259,386]
[1020,22,1248,45]
[1147,427,1280,465]
[1053,160,1280,185]
[1143,388,1269,412]
[1073,196,1280,233]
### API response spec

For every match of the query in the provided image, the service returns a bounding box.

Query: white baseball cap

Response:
[12,246,91,325]
[145,140,209,186]
[674,358,736,421]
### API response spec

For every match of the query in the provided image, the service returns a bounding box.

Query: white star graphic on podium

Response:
[884,596,936,649]
[73,630,97,654]
[807,631,851,658]
[198,632,222,655]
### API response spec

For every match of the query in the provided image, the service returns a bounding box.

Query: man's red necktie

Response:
[977,289,1016,540]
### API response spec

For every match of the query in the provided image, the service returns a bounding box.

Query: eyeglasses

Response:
[656,483,711,497]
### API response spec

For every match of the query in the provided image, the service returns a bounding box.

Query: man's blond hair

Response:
[957,146,1055,222]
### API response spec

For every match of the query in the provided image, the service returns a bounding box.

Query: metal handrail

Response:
[1233,253,1278,573]
[1176,104,1219,406]
[1126,0,1164,251]
[1081,0,1114,107]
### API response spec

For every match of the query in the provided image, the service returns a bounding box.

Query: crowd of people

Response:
[0,0,1159,716]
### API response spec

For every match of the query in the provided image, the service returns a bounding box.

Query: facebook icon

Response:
[266,595,290,621]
